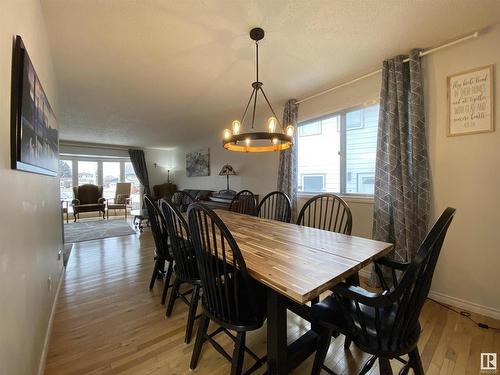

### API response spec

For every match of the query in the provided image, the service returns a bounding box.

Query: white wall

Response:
[162,26,500,317]
[0,1,63,374]
[425,26,500,316]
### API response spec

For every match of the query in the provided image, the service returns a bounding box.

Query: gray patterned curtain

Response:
[128,149,151,196]
[277,99,299,221]
[372,50,430,267]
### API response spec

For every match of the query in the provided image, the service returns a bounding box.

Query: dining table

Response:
[205,209,393,375]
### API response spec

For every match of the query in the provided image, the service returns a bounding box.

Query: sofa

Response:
[72,184,106,221]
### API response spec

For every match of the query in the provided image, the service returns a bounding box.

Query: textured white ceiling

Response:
[41,0,500,148]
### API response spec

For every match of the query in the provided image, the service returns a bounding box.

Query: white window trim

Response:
[297,192,374,204]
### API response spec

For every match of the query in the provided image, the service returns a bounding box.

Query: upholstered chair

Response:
[106,182,132,219]
[72,184,106,221]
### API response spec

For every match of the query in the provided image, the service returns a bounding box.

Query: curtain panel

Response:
[277,99,299,221]
[372,50,431,265]
[128,149,151,196]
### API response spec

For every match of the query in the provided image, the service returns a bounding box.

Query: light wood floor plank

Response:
[45,227,500,374]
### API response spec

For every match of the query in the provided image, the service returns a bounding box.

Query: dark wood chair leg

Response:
[378,358,393,375]
[166,278,180,317]
[311,327,332,375]
[409,348,424,375]
[344,336,352,350]
[161,262,173,305]
[185,284,200,343]
[149,260,159,290]
[190,314,209,370]
[230,331,246,375]
[359,355,377,375]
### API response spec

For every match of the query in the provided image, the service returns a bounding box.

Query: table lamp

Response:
[219,164,237,191]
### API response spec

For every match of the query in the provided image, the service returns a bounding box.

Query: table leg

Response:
[267,288,288,375]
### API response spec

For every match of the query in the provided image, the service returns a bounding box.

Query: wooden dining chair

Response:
[297,193,357,288]
[160,199,201,343]
[143,195,174,305]
[170,190,195,213]
[229,189,258,216]
[187,203,267,375]
[311,207,456,375]
[296,193,352,234]
[256,191,292,223]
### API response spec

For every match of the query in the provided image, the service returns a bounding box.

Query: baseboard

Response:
[427,290,500,320]
[360,267,500,320]
[37,266,65,375]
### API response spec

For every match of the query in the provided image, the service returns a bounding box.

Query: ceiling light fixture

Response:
[222,27,294,153]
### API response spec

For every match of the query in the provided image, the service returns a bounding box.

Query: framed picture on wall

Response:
[186,148,210,177]
[447,65,494,136]
[11,35,59,176]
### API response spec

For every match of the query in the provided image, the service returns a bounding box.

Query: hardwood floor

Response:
[46,228,500,374]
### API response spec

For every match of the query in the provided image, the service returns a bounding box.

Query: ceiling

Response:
[42,0,500,148]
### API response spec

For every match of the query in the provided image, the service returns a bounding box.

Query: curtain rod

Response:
[296,31,480,104]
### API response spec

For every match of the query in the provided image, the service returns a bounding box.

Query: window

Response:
[78,161,98,185]
[299,122,322,137]
[125,162,141,209]
[58,157,142,209]
[59,160,73,201]
[297,103,379,195]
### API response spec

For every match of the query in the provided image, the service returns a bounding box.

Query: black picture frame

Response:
[11,35,59,176]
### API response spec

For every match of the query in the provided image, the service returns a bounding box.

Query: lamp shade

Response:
[219,164,237,176]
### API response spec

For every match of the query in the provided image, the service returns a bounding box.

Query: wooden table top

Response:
[211,209,393,304]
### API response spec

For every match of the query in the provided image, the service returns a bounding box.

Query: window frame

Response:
[297,101,378,199]
[298,121,322,137]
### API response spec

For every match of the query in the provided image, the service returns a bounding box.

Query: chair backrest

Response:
[256,191,292,223]
[73,184,103,205]
[160,199,198,283]
[115,182,131,199]
[344,207,456,352]
[187,202,261,325]
[143,195,171,261]
[229,190,257,216]
[296,193,352,234]
[170,190,195,213]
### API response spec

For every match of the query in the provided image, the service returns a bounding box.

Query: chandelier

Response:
[222,28,294,153]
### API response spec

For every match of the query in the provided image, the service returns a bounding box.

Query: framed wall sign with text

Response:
[447,65,494,136]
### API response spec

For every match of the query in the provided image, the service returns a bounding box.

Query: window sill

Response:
[297,193,374,204]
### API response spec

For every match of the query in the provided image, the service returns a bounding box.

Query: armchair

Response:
[106,182,132,219]
[72,184,106,222]
[311,207,456,375]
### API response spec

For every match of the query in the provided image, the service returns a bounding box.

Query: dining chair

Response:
[296,193,352,234]
[256,191,292,223]
[170,190,195,213]
[143,195,174,305]
[229,189,257,216]
[160,199,201,343]
[297,193,357,287]
[310,207,456,375]
[187,203,267,375]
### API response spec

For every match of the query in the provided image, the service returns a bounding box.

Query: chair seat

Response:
[312,295,420,355]
[107,203,127,209]
[74,203,105,211]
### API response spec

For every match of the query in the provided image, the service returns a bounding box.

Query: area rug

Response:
[64,220,136,244]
